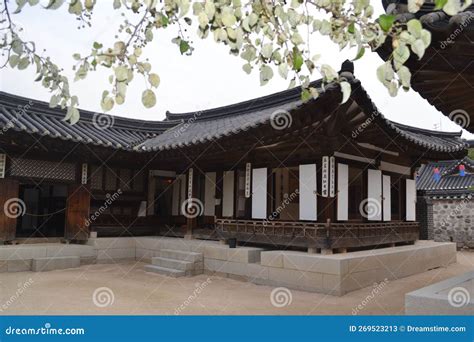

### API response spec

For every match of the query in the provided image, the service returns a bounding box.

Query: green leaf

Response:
[49,95,60,108]
[434,0,448,9]
[393,44,410,69]
[378,14,395,32]
[411,39,426,59]
[259,65,273,86]
[292,49,303,71]
[142,89,156,108]
[17,57,30,70]
[148,73,160,88]
[348,22,355,34]
[397,65,412,88]
[101,96,114,112]
[114,65,128,82]
[352,46,365,61]
[45,0,65,10]
[179,40,190,55]
[9,55,20,68]
[407,19,422,38]
[278,63,289,79]
[242,63,252,74]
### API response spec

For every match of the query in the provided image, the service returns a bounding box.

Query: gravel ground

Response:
[0,251,473,315]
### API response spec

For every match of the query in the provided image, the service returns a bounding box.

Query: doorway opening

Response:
[16,183,67,238]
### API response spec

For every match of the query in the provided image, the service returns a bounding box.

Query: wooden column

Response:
[0,178,20,243]
[185,168,198,239]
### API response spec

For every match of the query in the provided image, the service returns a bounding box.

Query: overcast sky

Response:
[1,0,472,139]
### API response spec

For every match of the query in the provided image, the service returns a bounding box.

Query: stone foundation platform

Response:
[0,238,457,296]
[405,270,473,315]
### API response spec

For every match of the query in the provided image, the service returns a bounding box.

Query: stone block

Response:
[7,259,31,272]
[282,252,344,275]
[97,248,135,261]
[0,260,7,273]
[260,251,284,268]
[32,256,80,272]
[203,246,229,261]
[227,247,263,263]
[267,267,324,292]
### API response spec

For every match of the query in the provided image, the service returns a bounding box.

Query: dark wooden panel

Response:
[0,179,20,242]
[65,184,91,241]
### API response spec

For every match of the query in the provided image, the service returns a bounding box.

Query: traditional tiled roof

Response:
[416,157,474,193]
[0,92,176,151]
[379,1,474,133]
[0,62,469,156]
[136,80,324,151]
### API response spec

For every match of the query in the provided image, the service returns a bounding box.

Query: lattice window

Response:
[9,158,76,181]
[119,168,131,191]
[133,170,144,192]
[0,154,5,179]
[90,165,103,190]
[105,168,117,191]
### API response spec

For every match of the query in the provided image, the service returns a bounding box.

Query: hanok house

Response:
[416,157,474,249]
[0,62,467,254]
[378,0,474,133]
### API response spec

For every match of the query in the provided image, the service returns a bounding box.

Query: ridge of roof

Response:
[164,79,325,122]
[0,91,177,133]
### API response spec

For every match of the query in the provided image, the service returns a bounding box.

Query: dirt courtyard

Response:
[1,251,473,315]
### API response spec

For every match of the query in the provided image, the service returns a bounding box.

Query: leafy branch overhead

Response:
[0,0,468,123]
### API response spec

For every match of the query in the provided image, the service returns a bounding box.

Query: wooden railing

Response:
[215,219,420,249]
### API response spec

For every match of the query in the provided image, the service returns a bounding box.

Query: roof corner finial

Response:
[340,60,354,74]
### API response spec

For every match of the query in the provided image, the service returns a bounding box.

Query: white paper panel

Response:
[337,163,348,221]
[204,172,216,216]
[367,169,382,221]
[299,164,317,220]
[382,175,391,221]
[252,168,267,219]
[222,171,235,217]
[406,179,416,221]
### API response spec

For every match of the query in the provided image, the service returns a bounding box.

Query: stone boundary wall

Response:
[432,197,474,249]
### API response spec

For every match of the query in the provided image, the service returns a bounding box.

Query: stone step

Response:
[144,264,186,277]
[32,256,80,272]
[159,249,203,262]
[151,257,195,271]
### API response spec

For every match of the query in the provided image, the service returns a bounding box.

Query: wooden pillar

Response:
[0,178,20,243]
[185,168,198,239]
